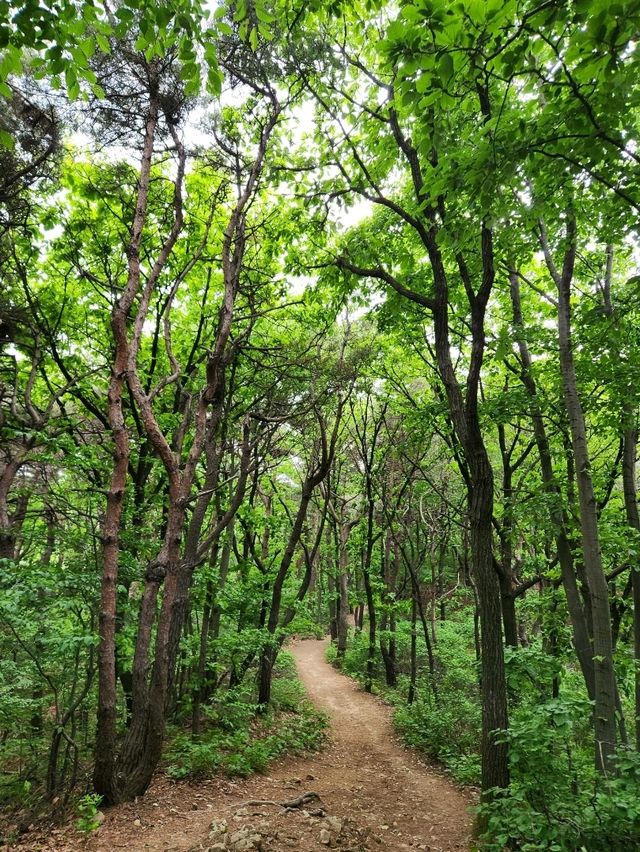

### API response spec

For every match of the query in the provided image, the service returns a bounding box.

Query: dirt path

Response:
[15,639,473,851]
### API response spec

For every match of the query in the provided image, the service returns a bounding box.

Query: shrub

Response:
[166,652,327,781]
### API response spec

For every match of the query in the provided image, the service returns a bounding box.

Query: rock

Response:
[229,828,249,844]
[308,808,326,817]
[209,819,228,837]
[319,828,331,845]
[234,807,249,817]
[232,834,263,852]
[325,816,343,834]
[133,818,141,827]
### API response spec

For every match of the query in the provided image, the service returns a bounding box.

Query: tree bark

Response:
[540,216,617,772]
[622,414,640,750]
[509,269,596,701]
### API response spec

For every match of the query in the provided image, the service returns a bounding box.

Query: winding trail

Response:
[289,639,473,850]
[17,639,472,851]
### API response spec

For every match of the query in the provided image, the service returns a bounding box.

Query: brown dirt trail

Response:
[13,639,473,851]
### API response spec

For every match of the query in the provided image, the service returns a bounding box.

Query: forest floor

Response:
[10,639,473,852]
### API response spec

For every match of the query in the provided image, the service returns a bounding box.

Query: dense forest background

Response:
[2,0,640,848]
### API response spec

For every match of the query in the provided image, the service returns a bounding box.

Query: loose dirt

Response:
[12,639,473,851]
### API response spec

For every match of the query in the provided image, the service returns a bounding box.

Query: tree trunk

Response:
[497,422,518,648]
[363,566,376,692]
[429,225,509,794]
[336,522,350,658]
[543,217,617,771]
[509,269,596,702]
[93,89,160,805]
[408,594,417,704]
[622,416,640,750]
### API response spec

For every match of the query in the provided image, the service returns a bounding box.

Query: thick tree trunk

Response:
[429,226,509,794]
[93,90,160,805]
[0,455,28,563]
[463,434,508,791]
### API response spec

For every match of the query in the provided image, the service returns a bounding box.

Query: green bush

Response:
[393,693,481,784]
[391,619,482,784]
[478,704,640,851]
[74,793,103,835]
[166,652,327,781]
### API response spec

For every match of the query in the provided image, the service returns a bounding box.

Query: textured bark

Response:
[94,86,160,804]
[431,229,508,794]
[94,82,280,802]
[0,454,27,561]
[334,82,509,797]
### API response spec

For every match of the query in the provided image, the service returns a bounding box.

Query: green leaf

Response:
[0,129,15,150]
[95,33,111,54]
[438,52,454,83]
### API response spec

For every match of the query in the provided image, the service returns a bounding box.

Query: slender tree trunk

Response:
[328,572,338,642]
[408,594,417,704]
[363,566,376,692]
[257,412,341,706]
[498,423,518,648]
[622,415,640,750]
[337,522,350,658]
[509,269,596,701]
[543,217,617,771]
[379,534,397,687]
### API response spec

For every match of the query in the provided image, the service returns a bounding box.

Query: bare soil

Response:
[10,639,473,851]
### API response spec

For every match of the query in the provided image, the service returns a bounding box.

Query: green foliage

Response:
[392,620,482,785]
[3,0,640,844]
[74,793,103,835]
[395,696,482,786]
[479,747,640,851]
[0,0,226,97]
[166,654,327,780]
[287,613,326,640]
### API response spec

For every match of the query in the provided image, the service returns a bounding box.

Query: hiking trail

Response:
[16,639,473,851]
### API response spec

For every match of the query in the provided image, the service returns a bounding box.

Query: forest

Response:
[2,0,640,849]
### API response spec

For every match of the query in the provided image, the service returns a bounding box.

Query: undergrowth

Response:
[166,651,327,780]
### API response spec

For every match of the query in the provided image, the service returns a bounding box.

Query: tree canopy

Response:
[2,1,640,848]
